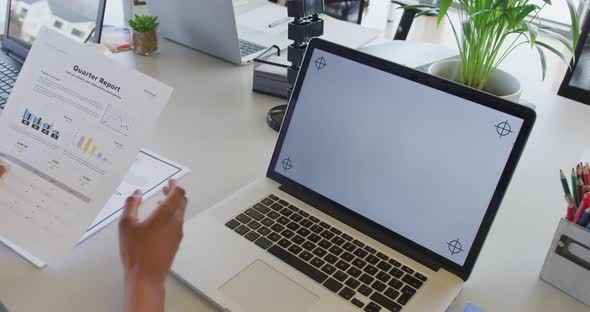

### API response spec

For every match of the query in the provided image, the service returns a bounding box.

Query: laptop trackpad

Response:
[219,260,319,312]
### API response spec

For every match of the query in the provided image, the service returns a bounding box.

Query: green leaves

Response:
[565,0,580,54]
[522,22,538,47]
[128,15,159,33]
[437,0,453,26]
[535,45,547,80]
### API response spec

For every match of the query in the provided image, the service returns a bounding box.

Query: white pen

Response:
[268,16,291,28]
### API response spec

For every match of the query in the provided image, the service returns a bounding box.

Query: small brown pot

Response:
[132,30,158,56]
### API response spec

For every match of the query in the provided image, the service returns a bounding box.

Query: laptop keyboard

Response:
[225,194,428,312]
[239,39,266,57]
[0,60,18,110]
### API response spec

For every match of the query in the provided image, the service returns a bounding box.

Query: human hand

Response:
[119,179,187,312]
[0,164,6,178]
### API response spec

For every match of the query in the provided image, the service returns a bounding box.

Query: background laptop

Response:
[0,0,106,111]
[148,0,290,65]
[172,39,536,312]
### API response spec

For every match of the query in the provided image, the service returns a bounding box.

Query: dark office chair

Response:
[324,0,366,24]
[390,0,438,40]
[558,9,590,105]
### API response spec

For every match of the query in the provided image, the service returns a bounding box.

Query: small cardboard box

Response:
[540,219,590,306]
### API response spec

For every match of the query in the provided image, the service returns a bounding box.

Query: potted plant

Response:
[404,0,581,102]
[129,14,160,56]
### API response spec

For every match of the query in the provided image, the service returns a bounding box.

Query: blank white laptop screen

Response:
[274,49,524,266]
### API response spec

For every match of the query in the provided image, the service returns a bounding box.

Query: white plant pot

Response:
[428,60,522,103]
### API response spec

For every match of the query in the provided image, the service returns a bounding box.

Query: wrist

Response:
[124,268,166,312]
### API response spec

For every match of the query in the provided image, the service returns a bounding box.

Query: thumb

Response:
[121,190,142,225]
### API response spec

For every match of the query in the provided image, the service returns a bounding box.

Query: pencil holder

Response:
[540,218,590,306]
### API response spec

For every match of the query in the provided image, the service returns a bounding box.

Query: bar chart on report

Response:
[21,108,61,140]
[73,133,110,164]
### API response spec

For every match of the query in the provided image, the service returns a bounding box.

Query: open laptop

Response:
[0,0,106,111]
[172,39,536,312]
[148,0,289,65]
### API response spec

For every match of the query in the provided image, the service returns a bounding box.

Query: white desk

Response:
[1,37,590,311]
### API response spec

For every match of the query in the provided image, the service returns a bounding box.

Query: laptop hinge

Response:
[7,51,25,64]
[279,184,443,272]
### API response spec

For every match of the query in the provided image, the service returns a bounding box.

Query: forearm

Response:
[124,271,165,312]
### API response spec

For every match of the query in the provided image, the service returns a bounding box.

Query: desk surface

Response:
[1,36,590,312]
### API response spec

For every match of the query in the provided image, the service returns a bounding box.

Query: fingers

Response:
[121,190,143,225]
[153,185,187,221]
[163,179,176,196]
[0,164,6,178]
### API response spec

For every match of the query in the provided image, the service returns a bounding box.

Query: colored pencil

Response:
[578,178,584,205]
[566,197,575,221]
[578,208,590,226]
[572,169,579,207]
[560,169,572,198]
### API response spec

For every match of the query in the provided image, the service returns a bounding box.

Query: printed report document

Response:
[0,28,173,266]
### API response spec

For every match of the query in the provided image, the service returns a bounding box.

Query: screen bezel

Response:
[2,0,107,61]
[267,38,536,281]
[558,10,590,105]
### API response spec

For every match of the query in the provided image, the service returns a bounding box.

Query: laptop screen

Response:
[272,48,525,267]
[7,0,101,47]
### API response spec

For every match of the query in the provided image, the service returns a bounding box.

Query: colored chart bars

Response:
[21,108,60,140]
[75,135,109,163]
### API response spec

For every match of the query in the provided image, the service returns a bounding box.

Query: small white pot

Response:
[428,60,522,103]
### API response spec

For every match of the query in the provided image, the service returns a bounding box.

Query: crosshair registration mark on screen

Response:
[494,120,513,138]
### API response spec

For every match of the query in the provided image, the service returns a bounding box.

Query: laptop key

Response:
[235,225,250,235]
[245,208,264,221]
[302,241,315,251]
[298,210,310,217]
[331,236,345,246]
[299,219,313,228]
[271,203,283,211]
[345,277,361,289]
[333,270,348,282]
[324,253,338,264]
[253,203,270,214]
[376,252,389,261]
[320,231,335,240]
[363,264,379,276]
[323,278,343,293]
[261,218,274,227]
[370,292,402,312]
[268,245,328,284]
[225,219,240,229]
[347,266,362,277]
[376,271,391,283]
[401,285,417,295]
[401,265,414,274]
[280,207,293,217]
[277,216,290,225]
[308,233,321,243]
[341,252,354,262]
[390,267,404,278]
[342,233,353,241]
[384,287,400,300]
[289,214,303,222]
[245,231,260,241]
[268,232,281,242]
[318,239,332,249]
[310,257,325,268]
[309,216,320,223]
[278,238,292,248]
[296,228,311,237]
[414,272,428,282]
[352,258,367,269]
[268,194,279,201]
[287,222,300,231]
[330,227,342,235]
[358,284,373,297]
[335,260,350,271]
[359,273,374,285]
[292,235,305,245]
[329,245,343,256]
[288,244,303,255]
[321,264,336,275]
[397,292,413,305]
[255,237,273,249]
[388,278,403,290]
[287,204,299,211]
[351,298,365,308]
[279,199,290,206]
[312,247,327,257]
[377,261,392,272]
[343,242,356,252]
[261,198,274,206]
[402,274,424,289]
[371,280,386,292]
[310,224,323,233]
[354,248,368,258]
[300,251,313,261]
[364,302,381,312]
[236,214,252,224]
[257,226,271,236]
[247,220,261,230]
[366,255,380,265]
[364,246,377,254]
[271,224,284,233]
[281,229,294,239]
[339,287,355,300]
[267,211,280,220]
